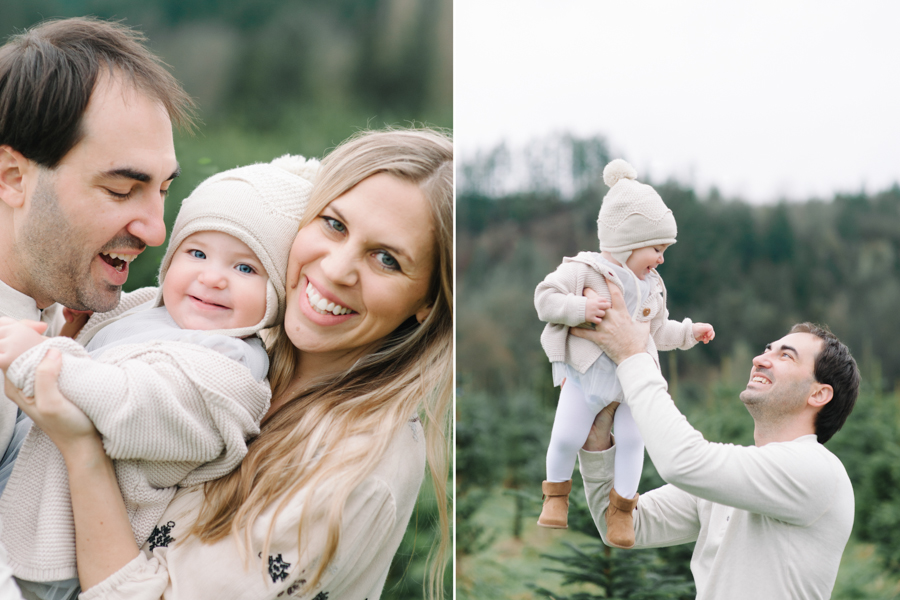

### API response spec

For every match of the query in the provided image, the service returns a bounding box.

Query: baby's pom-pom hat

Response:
[597,159,677,266]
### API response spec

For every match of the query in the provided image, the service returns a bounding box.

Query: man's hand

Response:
[693,322,715,344]
[0,317,48,371]
[583,401,619,452]
[570,283,649,364]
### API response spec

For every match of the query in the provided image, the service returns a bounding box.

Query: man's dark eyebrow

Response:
[99,163,182,183]
[100,168,151,183]
[781,344,799,357]
[765,343,800,359]
[777,344,799,358]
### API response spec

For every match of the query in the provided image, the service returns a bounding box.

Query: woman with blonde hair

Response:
[4,128,453,600]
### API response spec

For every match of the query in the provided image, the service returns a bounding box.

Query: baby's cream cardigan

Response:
[0,287,271,582]
[535,251,697,373]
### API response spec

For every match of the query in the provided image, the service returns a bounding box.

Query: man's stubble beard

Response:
[739,378,811,426]
[15,171,121,312]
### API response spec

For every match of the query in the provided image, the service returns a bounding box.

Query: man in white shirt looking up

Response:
[573,284,860,600]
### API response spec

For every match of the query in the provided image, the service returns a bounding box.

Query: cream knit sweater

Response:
[0,288,271,582]
[79,418,426,600]
[579,354,854,600]
[535,252,696,373]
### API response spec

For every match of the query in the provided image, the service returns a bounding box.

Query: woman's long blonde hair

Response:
[189,128,453,599]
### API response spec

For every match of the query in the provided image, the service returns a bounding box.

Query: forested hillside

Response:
[457,134,900,599]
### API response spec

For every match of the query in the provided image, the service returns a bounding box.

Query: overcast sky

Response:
[455,0,900,203]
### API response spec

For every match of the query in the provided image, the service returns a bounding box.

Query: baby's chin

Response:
[173,313,257,332]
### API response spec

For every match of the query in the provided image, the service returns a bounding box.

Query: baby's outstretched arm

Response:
[692,323,715,344]
[0,318,48,372]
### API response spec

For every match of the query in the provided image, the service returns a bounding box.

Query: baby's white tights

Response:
[546,379,644,499]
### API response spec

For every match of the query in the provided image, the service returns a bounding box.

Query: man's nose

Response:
[752,352,771,368]
[126,193,167,248]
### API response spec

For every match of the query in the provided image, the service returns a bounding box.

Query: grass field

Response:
[458,486,900,600]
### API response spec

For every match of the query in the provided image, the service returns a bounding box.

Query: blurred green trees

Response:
[457,134,900,597]
[1,0,451,295]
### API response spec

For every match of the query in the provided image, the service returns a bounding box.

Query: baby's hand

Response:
[0,318,49,372]
[584,295,609,325]
[693,322,715,344]
[60,307,93,339]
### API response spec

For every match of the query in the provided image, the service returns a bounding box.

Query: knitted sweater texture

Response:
[0,288,271,582]
[79,418,426,600]
[534,252,696,373]
[579,354,854,600]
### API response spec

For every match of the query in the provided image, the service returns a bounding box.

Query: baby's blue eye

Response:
[189,250,206,259]
[237,264,254,274]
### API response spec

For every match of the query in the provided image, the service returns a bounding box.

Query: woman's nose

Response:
[320,245,359,286]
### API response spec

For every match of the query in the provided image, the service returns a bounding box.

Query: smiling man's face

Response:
[13,72,177,311]
[740,332,824,420]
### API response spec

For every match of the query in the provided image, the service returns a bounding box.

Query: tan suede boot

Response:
[606,489,639,548]
[537,480,572,529]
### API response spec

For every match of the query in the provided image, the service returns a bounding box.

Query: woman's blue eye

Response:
[237,264,254,274]
[376,251,400,271]
[189,249,206,259]
[324,216,347,234]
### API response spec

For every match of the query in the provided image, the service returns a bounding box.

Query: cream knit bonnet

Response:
[155,155,320,338]
[597,159,677,265]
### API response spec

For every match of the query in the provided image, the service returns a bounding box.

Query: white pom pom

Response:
[603,159,637,188]
[271,154,321,184]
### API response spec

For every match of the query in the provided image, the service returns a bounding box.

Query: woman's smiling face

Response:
[284,172,435,360]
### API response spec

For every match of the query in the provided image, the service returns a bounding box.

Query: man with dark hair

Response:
[0,17,193,490]
[572,286,860,600]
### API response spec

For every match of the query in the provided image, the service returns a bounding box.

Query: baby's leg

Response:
[612,403,644,499]
[546,380,598,482]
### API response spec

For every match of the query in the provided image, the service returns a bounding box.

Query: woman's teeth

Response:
[306,282,352,315]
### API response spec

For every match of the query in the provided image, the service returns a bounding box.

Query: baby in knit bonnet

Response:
[0,155,317,599]
[534,159,714,546]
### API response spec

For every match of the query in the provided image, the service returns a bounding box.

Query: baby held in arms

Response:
[534,159,714,546]
[0,155,317,600]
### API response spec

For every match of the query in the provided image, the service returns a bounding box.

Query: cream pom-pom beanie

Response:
[597,159,677,265]
[155,155,320,338]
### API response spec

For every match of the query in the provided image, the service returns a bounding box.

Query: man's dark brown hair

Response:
[790,322,860,444]
[0,17,195,168]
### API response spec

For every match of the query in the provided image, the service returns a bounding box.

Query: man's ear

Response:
[808,382,834,409]
[0,146,30,209]
[415,303,433,325]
